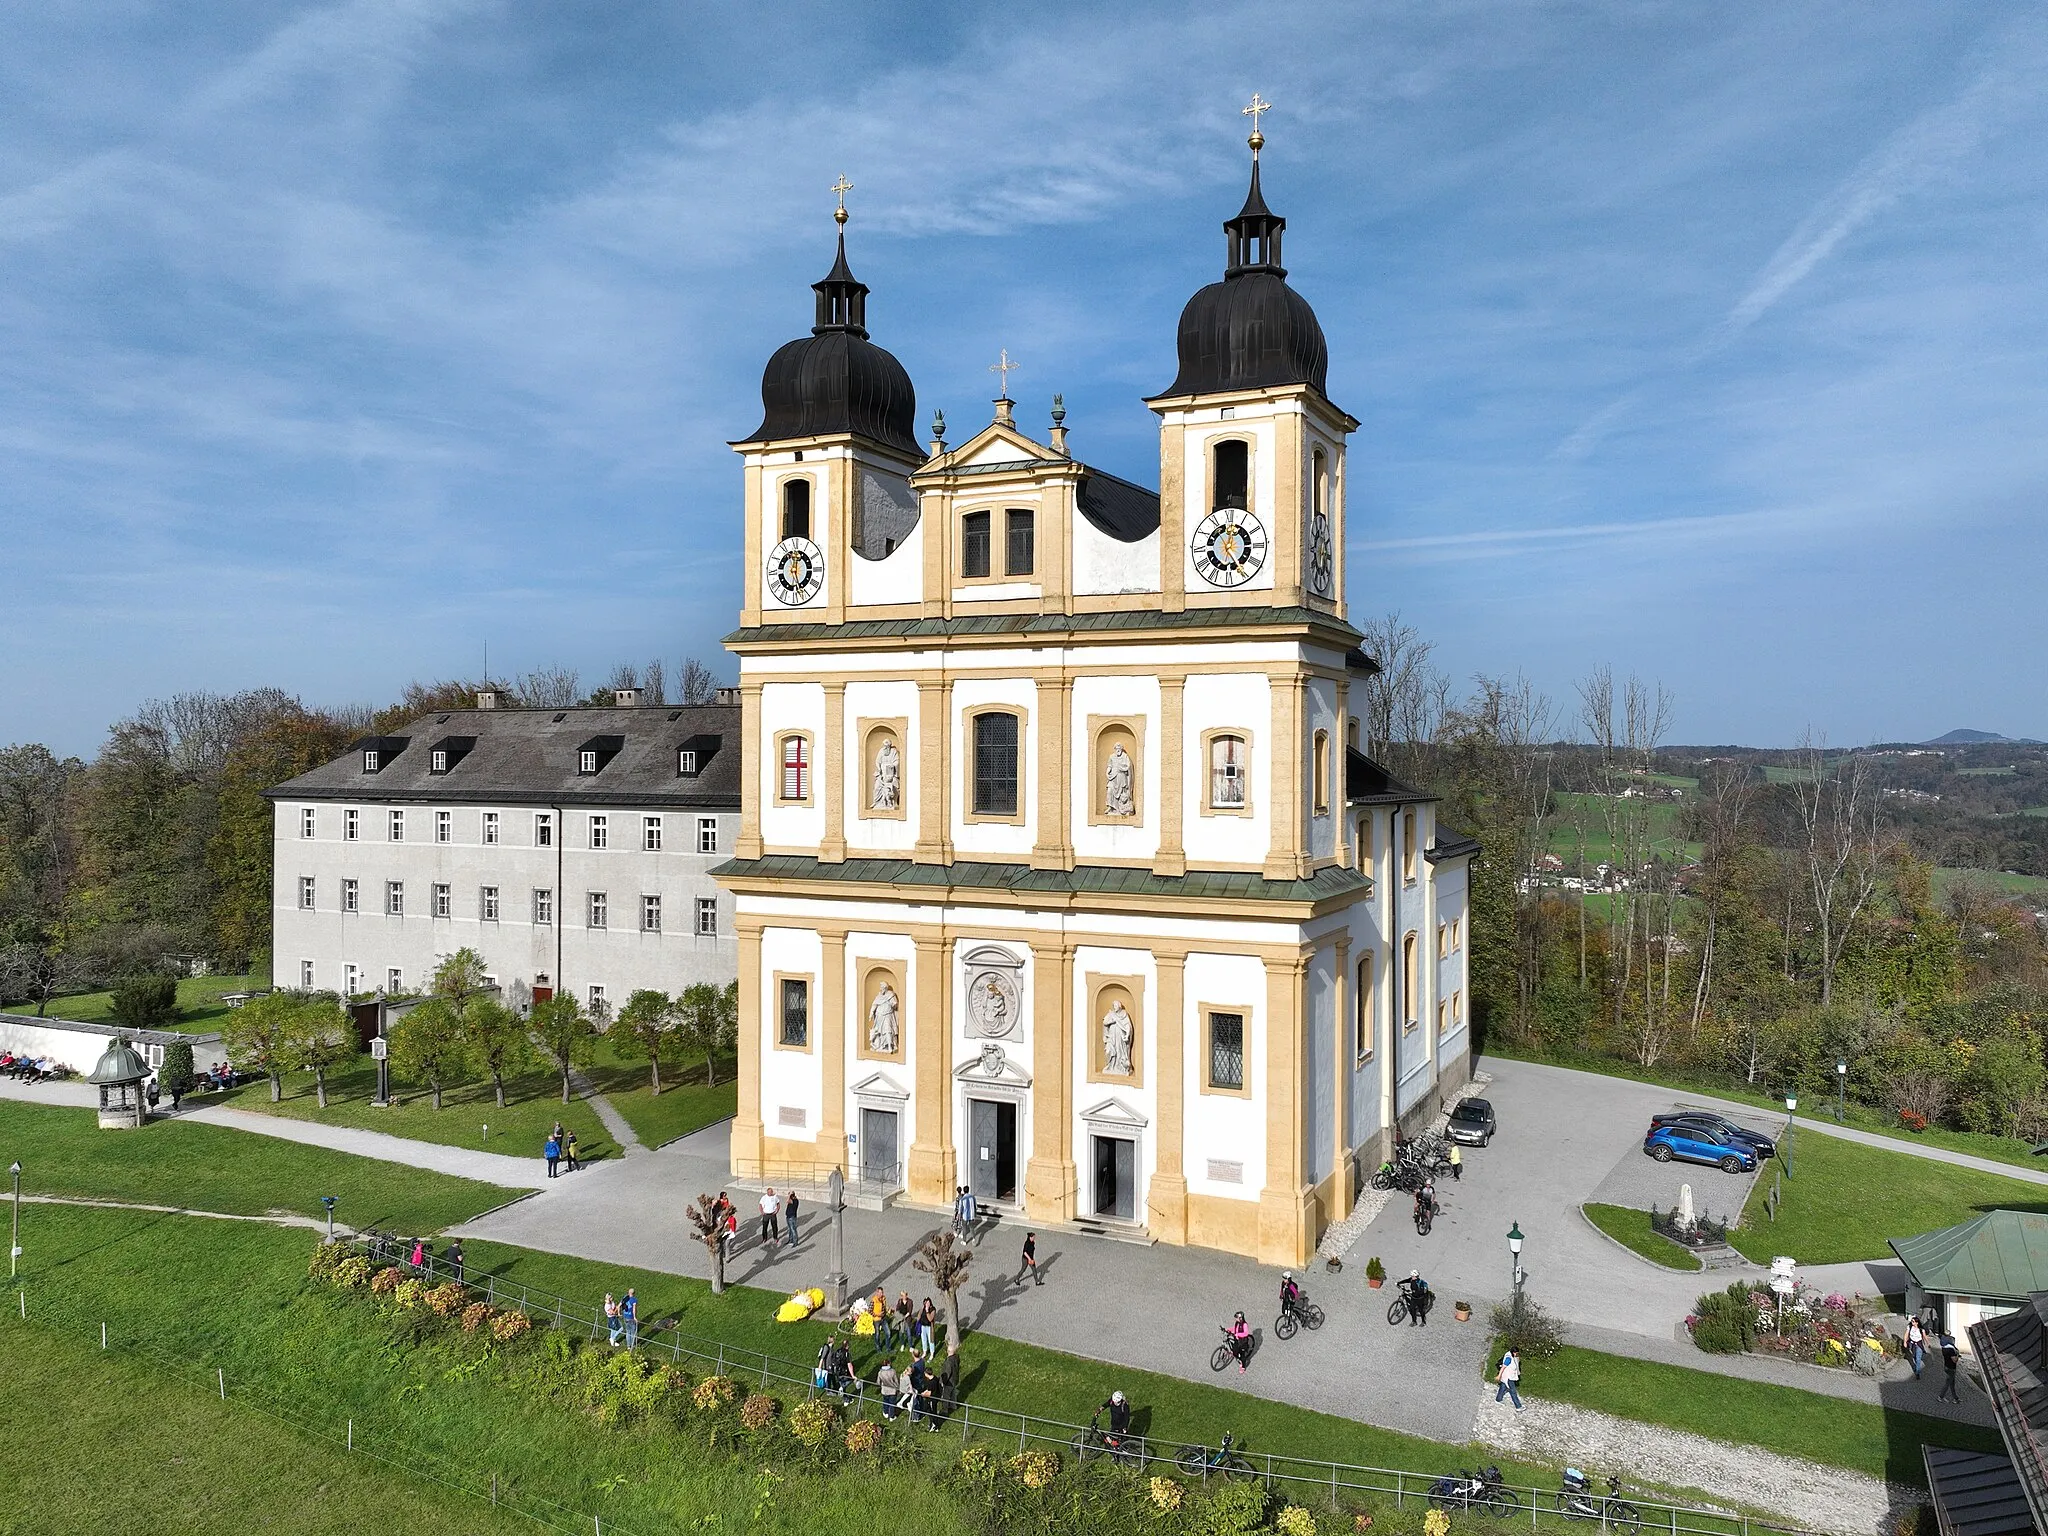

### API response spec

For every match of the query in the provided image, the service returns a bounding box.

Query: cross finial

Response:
[989,348,1020,399]
[1243,92,1272,157]
[832,173,853,227]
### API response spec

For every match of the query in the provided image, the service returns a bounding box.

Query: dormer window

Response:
[579,749,598,774]
[362,749,379,772]
[678,748,698,777]
[430,749,447,774]
[425,735,473,775]
[575,735,624,776]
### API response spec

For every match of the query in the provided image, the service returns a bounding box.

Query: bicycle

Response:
[1071,1408,1144,1469]
[1210,1326,1254,1373]
[1387,1287,1433,1326]
[1413,1200,1436,1236]
[1557,1471,1639,1535]
[1273,1292,1325,1340]
[1174,1430,1252,1480]
[1431,1465,1519,1519]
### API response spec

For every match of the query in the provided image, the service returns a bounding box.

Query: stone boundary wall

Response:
[0,1011,228,1075]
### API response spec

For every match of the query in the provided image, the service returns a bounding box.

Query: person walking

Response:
[605,1292,623,1347]
[951,1186,968,1238]
[784,1188,801,1247]
[829,1338,856,1402]
[564,1129,579,1173]
[1939,1333,1962,1402]
[1017,1231,1041,1286]
[1905,1315,1926,1380]
[759,1187,781,1248]
[906,1356,931,1429]
[962,1183,978,1234]
[621,1288,639,1350]
[1495,1347,1523,1410]
[447,1239,465,1286]
[410,1237,428,1271]
[544,1134,561,1178]
[1448,1144,1462,1181]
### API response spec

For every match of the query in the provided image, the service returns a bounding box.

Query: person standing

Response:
[621,1288,639,1350]
[876,1356,902,1420]
[447,1239,465,1286]
[1448,1144,1462,1181]
[895,1291,915,1351]
[544,1134,561,1178]
[564,1129,579,1173]
[951,1186,968,1238]
[410,1237,427,1271]
[605,1293,623,1347]
[1017,1231,1041,1286]
[1905,1315,1926,1380]
[1939,1333,1962,1402]
[759,1187,781,1248]
[784,1188,801,1247]
[906,1356,931,1429]
[962,1183,978,1234]
[1495,1347,1523,1410]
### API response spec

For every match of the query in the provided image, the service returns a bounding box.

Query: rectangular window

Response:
[481,885,500,922]
[389,809,404,842]
[1453,989,1464,1026]
[300,807,317,839]
[1005,509,1034,575]
[298,876,316,911]
[1403,933,1418,1029]
[1355,954,1375,1062]
[1402,810,1417,882]
[779,977,809,1047]
[387,967,403,993]
[695,897,717,936]
[300,960,315,989]
[588,984,607,1018]
[590,815,608,849]
[961,511,991,578]
[344,809,359,841]
[677,748,698,776]
[579,749,598,774]
[1312,731,1330,816]
[431,748,447,774]
[435,810,451,844]
[641,894,661,932]
[1438,922,1449,960]
[533,888,554,925]
[972,711,1019,817]
[643,816,662,852]
[384,880,404,917]
[341,878,359,914]
[363,749,380,773]
[433,882,451,919]
[1207,1011,1245,1092]
[698,817,719,854]
[535,812,552,847]
[1437,999,1448,1037]
[780,736,808,802]
[344,963,359,996]
[483,812,500,846]
[1208,734,1247,810]
[587,891,608,929]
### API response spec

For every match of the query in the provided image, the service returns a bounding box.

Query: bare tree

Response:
[640,659,668,705]
[679,658,721,707]
[1687,760,1757,1041]
[1356,613,1450,783]
[515,666,582,708]
[1789,736,1892,1007]
[687,1193,728,1294]
[913,1229,973,1363]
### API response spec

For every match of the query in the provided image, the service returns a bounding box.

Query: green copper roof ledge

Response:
[710,854,1369,905]
[726,604,1362,649]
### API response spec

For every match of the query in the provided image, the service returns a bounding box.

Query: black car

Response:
[1649,1111,1775,1160]
[1445,1098,1497,1146]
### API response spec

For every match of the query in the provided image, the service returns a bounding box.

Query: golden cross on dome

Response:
[832,173,853,226]
[989,348,1020,398]
[1243,92,1272,156]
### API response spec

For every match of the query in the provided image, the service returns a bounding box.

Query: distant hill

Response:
[1926,729,2045,745]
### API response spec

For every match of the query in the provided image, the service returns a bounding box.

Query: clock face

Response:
[766,537,823,605]
[1191,508,1268,588]
[1309,513,1334,596]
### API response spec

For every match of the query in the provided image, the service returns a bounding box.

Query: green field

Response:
[2021,806,2048,819]
[1733,1124,2048,1265]
[1581,1203,1701,1270]
[1,971,262,1031]
[0,1099,517,1233]
[1547,792,1700,868]
[1956,765,2017,776]
[1933,866,2048,901]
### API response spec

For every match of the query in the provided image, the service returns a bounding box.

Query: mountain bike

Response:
[1273,1292,1326,1340]
[1557,1471,1640,1535]
[1174,1430,1253,1480]
[1210,1326,1254,1372]
[1430,1465,1519,1519]
[1387,1287,1433,1326]
[1071,1408,1144,1468]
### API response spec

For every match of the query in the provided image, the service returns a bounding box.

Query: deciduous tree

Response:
[220,989,301,1102]
[531,992,596,1105]
[290,991,355,1109]
[389,996,472,1111]
[610,988,678,1094]
[462,996,535,1108]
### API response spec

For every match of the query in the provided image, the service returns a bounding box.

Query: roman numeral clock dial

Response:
[766,537,823,605]
[1191,508,1268,588]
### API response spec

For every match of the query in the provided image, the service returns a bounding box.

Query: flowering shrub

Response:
[370,1266,403,1297]
[787,1399,836,1448]
[424,1283,467,1318]
[332,1256,374,1288]
[1822,1293,1853,1314]
[392,1278,427,1311]
[308,1241,346,1279]
[1424,1509,1452,1536]
[489,1309,533,1342]
[845,1418,885,1456]
[739,1393,780,1432]
[459,1301,494,1333]
[1277,1507,1320,1536]
[693,1375,737,1412]
[1149,1477,1184,1512]
[1008,1450,1059,1489]
[1899,1109,1928,1132]
[957,1446,996,1483]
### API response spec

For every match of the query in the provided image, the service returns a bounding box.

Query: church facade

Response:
[717,141,1474,1267]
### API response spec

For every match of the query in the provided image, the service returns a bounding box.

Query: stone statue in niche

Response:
[867,980,899,1055]
[1102,999,1134,1076]
[1105,742,1135,817]
[871,736,900,811]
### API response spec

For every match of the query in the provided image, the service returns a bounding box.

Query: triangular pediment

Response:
[919,418,1070,479]
[1079,1096,1149,1130]
[850,1071,910,1103]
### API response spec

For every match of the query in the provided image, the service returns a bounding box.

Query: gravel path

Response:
[1471,1391,1920,1536]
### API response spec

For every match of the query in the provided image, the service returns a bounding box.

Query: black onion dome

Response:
[746,234,922,459]
[1157,159,1329,400]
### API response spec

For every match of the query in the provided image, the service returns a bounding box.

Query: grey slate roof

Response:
[1346,747,1436,807]
[1968,1296,2048,1536]
[265,704,740,809]
[1428,827,1483,863]
[1075,469,1162,543]
[729,605,1363,649]
[1923,1446,2035,1536]
[1893,1212,2048,1301]
[712,854,1369,908]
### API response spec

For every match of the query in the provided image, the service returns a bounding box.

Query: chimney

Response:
[613,688,642,709]
[475,690,500,710]
[715,686,740,707]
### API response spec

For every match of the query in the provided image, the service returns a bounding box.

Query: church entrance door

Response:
[1091,1134,1135,1221]
[859,1108,899,1192]
[968,1098,1018,1205]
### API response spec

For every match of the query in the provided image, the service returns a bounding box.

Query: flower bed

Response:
[1687,1280,1893,1368]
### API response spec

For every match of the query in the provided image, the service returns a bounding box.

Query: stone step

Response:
[1697,1243,1749,1270]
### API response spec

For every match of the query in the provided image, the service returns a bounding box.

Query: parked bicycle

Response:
[1273,1289,1325,1340]
[1071,1407,1144,1469]
[1430,1465,1519,1519]
[1174,1430,1252,1480]
[1557,1469,1640,1534]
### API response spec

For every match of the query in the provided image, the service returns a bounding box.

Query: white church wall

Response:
[759,924,824,1144]
[1306,676,1341,863]
[760,682,826,850]
[1069,944,1158,1221]
[1069,674,1161,864]
[848,516,924,607]
[1072,519,1160,597]
[1303,944,1337,1185]
[950,676,1037,859]
[1182,950,1268,1201]
[1342,900,1391,1150]
[1180,671,1273,867]
[844,928,917,1169]
[843,679,921,854]
[1177,415,1278,597]
[1434,859,1471,1068]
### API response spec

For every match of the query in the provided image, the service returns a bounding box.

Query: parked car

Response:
[1643,1122,1757,1173]
[1445,1098,1497,1146]
[1650,1111,1776,1160]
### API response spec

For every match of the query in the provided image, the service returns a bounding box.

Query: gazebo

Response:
[85,1037,151,1129]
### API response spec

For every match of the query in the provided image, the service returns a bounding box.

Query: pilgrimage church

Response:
[716,106,1474,1267]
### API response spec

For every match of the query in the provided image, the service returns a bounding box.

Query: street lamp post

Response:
[10,1160,22,1280]
[321,1196,337,1242]
[1507,1222,1525,1317]
[1784,1094,1798,1177]
[1836,1059,1848,1125]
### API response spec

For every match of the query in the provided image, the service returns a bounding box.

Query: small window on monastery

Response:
[1005,509,1035,576]
[643,816,662,852]
[961,511,991,578]
[1207,1010,1246,1092]
[779,978,810,1048]
[1355,954,1374,1063]
[782,478,811,541]
[483,811,500,846]
[1403,932,1418,1028]
[589,815,608,850]
[435,810,451,844]
[678,748,698,776]
[1212,439,1249,511]
[1402,810,1417,882]
[432,882,451,918]
[300,807,316,839]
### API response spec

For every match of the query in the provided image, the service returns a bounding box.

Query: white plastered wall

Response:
[843,680,921,854]
[849,517,924,607]
[1307,675,1340,863]
[844,928,917,1164]
[759,925,824,1143]
[1181,950,1268,1201]
[1181,671,1273,867]
[1434,857,1471,1067]
[760,682,826,849]
[1072,521,1160,596]
[1069,674,1161,864]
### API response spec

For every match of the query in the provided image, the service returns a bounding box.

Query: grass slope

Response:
[1528,1346,2001,1486]
[1,972,260,1032]
[0,1098,517,1232]
[582,1037,737,1148]
[1733,1126,2048,1264]
[1581,1203,1702,1271]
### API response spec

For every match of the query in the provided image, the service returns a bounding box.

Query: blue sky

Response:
[4,2,2045,756]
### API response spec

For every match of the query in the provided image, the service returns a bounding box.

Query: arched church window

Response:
[777,733,810,803]
[782,478,811,541]
[1212,439,1249,512]
[1207,733,1248,811]
[1312,729,1331,816]
[970,710,1020,818]
[1402,932,1418,1028]
[1313,448,1326,518]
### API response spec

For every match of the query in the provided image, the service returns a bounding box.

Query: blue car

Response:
[1644,1122,1757,1174]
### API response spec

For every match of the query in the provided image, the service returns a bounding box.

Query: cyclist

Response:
[1100,1389,1133,1447]
[1400,1268,1430,1327]
[1225,1311,1253,1372]
[1279,1270,1304,1319]
[1413,1177,1438,1227]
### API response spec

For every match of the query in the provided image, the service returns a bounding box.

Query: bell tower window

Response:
[1212,440,1249,512]
[961,511,992,578]
[781,479,811,541]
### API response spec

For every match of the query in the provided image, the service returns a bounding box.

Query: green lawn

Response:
[1581,1203,1701,1271]
[216,1062,618,1164]
[1527,1345,2001,1487]
[1933,866,2048,901]
[1733,1125,2048,1264]
[0,1099,518,1233]
[1955,765,2017,776]
[2,971,262,1032]
[0,1324,536,1536]
[582,1038,736,1147]
[2020,806,2048,819]
[1547,792,1700,868]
